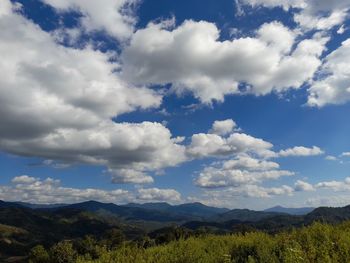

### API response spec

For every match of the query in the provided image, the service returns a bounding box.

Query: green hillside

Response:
[27,221,350,263]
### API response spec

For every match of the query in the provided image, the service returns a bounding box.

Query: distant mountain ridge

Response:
[1,199,350,237]
[264,205,314,215]
[3,199,349,230]
[210,208,284,222]
[123,202,229,218]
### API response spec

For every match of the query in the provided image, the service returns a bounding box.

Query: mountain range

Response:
[5,199,350,261]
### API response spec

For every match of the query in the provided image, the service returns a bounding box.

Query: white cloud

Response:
[306,195,350,207]
[294,8,348,31]
[187,132,275,159]
[0,1,188,184]
[222,155,280,171]
[239,0,350,31]
[0,176,182,204]
[41,0,138,40]
[325,155,338,161]
[187,133,231,158]
[11,175,37,184]
[1,176,129,204]
[238,0,306,11]
[278,146,324,157]
[187,121,324,164]
[109,169,154,184]
[122,20,327,103]
[337,25,346,34]
[195,154,293,189]
[315,177,350,191]
[341,152,350,157]
[210,119,236,136]
[136,188,181,202]
[204,184,294,200]
[308,39,350,107]
[195,166,293,188]
[227,133,276,158]
[294,180,315,191]
[190,133,273,158]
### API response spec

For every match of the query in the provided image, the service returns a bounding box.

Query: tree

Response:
[75,235,101,259]
[103,228,125,249]
[28,245,50,263]
[50,241,77,263]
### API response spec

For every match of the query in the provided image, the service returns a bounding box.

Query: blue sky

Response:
[1,0,350,209]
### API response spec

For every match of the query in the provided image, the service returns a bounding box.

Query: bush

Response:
[50,241,77,263]
[49,221,350,263]
[28,245,50,263]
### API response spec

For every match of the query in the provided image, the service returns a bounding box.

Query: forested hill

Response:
[1,200,350,262]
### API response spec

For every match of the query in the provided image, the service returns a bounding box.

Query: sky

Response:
[1,0,350,209]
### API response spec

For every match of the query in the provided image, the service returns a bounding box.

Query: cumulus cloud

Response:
[187,132,275,159]
[0,0,188,184]
[306,195,350,207]
[278,146,324,157]
[337,25,346,34]
[294,180,315,191]
[308,39,350,107]
[187,120,324,163]
[109,169,154,184]
[315,177,350,191]
[239,0,350,31]
[228,184,294,198]
[325,155,338,161]
[210,119,236,136]
[196,167,294,188]
[187,120,324,192]
[41,0,138,40]
[203,184,294,201]
[195,154,293,188]
[0,176,181,204]
[237,0,305,11]
[1,176,130,204]
[341,152,350,157]
[222,155,279,170]
[11,175,37,184]
[122,20,328,103]
[136,188,181,202]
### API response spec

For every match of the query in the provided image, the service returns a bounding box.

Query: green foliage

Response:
[71,221,350,263]
[74,235,103,259]
[49,241,77,263]
[102,228,125,249]
[28,245,50,263]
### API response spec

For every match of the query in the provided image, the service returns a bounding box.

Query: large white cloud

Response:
[294,180,315,191]
[41,0,138,40]
[122,20,328,103]
[222,155,279,170]
[308,39,350,107]
[315,177,350,191]
[278,146,324,157]
[197,184,295,206]
[0,175,181,204]
[194,153,294,189]
[2,176,130,204]
[187,120,324,161]
[239,0,350,31]
[137,188,181,202]
[188,120,323,190]
[210,119,236,136]
[195,166,294,188]
[187,132,275,159]
[0,0,187,184]
[237,0,305,10]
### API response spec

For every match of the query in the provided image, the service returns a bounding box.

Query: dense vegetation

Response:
[3,200,350,262]
[27,221,350,263]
